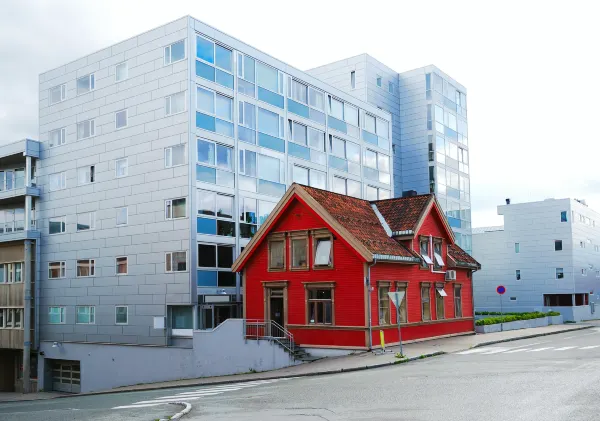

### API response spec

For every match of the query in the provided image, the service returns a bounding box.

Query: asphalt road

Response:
[1,328,600,421]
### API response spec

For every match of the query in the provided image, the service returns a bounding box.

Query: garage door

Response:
[51,360,80,393]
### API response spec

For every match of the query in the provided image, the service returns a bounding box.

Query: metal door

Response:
[51,360,80,393]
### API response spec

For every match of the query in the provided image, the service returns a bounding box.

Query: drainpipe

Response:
[366,258,377,350]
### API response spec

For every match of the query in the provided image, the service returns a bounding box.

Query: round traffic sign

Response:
[496,285,506,295]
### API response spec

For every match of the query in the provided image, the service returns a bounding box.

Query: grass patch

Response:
[475,311,560,326]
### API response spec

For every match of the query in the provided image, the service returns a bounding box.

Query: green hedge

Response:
[475,311,561,326]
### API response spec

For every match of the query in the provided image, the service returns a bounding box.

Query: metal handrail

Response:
[243,319,295,354]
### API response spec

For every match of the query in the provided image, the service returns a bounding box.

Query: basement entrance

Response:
[51,360,80,393]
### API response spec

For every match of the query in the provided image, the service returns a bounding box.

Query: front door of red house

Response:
[269,288,285,331]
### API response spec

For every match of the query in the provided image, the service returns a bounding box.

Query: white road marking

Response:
[554,346,577,351]
[527,347,554,352]
[504,348,530,353]
[580,345,600,350]
[456,348,490,355]
[481,348,511,354]
[113,403,166,409]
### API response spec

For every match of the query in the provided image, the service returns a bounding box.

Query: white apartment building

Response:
[472,198,600,321]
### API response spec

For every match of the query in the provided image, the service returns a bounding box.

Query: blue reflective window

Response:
[288,142,310,161]
[196,112,216,132]
[447,217,461,228]
[328,116,347,134]
[196,61,215,82]
[238,126,256,144]
[258,133,285,153]
[215,44,232,72]
[561,211,568,222]
[329,155,348,172]
[215,119,234,137]
[309,109,326,125]
[258,179,286,197]
[197,270,218,287]
[216,69,234,89]
[196,165,216,184]
[445,126,458,141]
[197,217,217,234]
[196,36,214,64]
[257,108,280,137]
[362,130,378,146]
[258,87,284,109]
[288,99,309,118]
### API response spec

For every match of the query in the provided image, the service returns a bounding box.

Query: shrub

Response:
[475,311,560,326]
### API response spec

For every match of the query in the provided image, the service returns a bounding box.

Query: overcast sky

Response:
[1,0,598,227]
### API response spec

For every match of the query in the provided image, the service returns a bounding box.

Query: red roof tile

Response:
[448,244,481,269]
[302,186,419,260]
[372,194,433,234]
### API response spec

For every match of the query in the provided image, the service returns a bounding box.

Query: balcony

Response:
[0,219,39,243]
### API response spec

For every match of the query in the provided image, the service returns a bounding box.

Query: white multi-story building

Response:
[472,198,600,321]
[34,16,392,392]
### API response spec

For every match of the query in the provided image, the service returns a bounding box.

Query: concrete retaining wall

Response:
[37,319,296,393]
[475,315,563,334]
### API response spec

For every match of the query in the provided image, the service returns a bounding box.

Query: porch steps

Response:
[276,338,321,362]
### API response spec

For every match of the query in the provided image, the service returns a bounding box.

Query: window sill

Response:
[312,265,334,271]
[290,266,309,272]
[267,268,286,273]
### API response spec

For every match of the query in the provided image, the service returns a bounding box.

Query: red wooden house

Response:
[232,184,480,354]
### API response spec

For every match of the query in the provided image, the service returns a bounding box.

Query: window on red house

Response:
[436,286,446,319]
[433,240,444,270]
[314,237,332,267]
[396,283,408,323]
[421,285,431,321]
[307,289,333,324]
[269,239,285,270]
[378,285,390,325]
[291,237,308,269]
[420,237,432,268]
[454,284,463,317]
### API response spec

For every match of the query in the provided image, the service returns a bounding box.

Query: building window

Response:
[197,189,235,236]
[165,198,187,220]
[256,61,284,96]
[49,84,66,104]
[166,251,187,272]
[196,86,234,137]
[313,233,333,268]
[378,285,391,325]
[363,149,391,184]
[596,270,600,278]
[115,62,128,81]
[582,268,587,276]
[514,243,520,253]
[350,70,356,89]
[433,240,444,270]
[555,240,563,251]
[49,216,66,235]
[49,172,67,191]
[77,73,95,95]
[365,185,390,200]
[76,306,95,324]
[307,287,333,325]
[580,241,585,248]
[48,307,65,324]
[196,138,234,187]
[1,263,23,284]
[165,144,186,168]
[436,286,446,319]
[115,158,128,178]
[0,308,23,329]
[77,259,95,277]
[268,237,285,271]
[388,81,394,94]
[77,119,95,139]
[164,40,185,65]
[77,165,95,185]
[48,262,66,279]
[49,128,66,147]
[291,234,308,270]
[116,257,128,275]
[115,306,128,325]
[197,244,235,288]
[237,52,256,97]
[396,283,408,323]
[454,285,462,317]
[421,285,431,321]
[420,237,432,267]
[292,165,326,189]
[560,211,568,222]
[76,212,96,231]
[115,110,128,129]
[376,76,382,87]
[166,92,186,116]
[516,269,521,280]
[332,176,361,198]
[196,35,234,88]
[116,207,128,226]
[556,268,564,279]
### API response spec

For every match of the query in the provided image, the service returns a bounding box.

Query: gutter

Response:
[373,254,421,263]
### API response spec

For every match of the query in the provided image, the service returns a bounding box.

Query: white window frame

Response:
[76,73,95,95]
[49,84,66,104]
[196,34,234,76]
[76,211,96,232]
[332,176,361,198]
[308,86,325,112]
[77,165,95,185]
[165,251,188,273]
[116,256,128,276]
[77,119,96,140]
[165,198,187,220]
[388,81,394,94]
[76,306,95,324]
[514,242,520,253]
[164,39,186,65]
[287,77,309,105]
[76,259,96,278]
[376,76,382,87]
[165,91,186,116]
[115,158,128,178]
[115,62,128,82]
[115,306,128,325]
[556,268,564,279]
[49,128,67,148]
[196,138,234,173]
[48,216,66,235]
[48,261,66,279]
[292,165,326,189]
[48,307,66,324]
[115,109,128,130]
[366,185,390,200]
[164,144,187,168]
[116,207,128,226]
[256,60,284,95]
[48,172,67,191]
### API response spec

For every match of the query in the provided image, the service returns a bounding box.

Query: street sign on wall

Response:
[496,285,506,295]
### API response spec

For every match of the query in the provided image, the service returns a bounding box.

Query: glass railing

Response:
[257,87,284,109]
[196,165,235,188]
[258,132,285,153]
[287,99,309,119]
[327,116,347,134]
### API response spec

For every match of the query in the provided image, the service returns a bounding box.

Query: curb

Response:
[471,325,594,348]
[160,402,192,420]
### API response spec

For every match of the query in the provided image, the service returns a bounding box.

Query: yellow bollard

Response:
[380,330,385,351]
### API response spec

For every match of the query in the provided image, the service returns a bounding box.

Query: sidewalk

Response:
[1,323,594,402]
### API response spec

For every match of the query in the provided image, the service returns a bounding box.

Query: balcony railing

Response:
[243,319,295,353]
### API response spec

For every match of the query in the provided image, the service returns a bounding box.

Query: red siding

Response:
[242,194,474,350]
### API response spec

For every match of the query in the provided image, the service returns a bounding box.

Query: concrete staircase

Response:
[276,338,321,362]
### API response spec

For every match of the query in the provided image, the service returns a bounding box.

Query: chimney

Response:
[505,198,511,205]
[402,190,418,198]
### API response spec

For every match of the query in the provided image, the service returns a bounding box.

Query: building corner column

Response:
[23,239,33,393]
